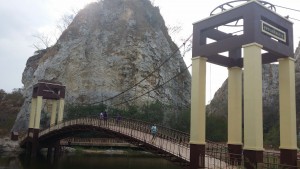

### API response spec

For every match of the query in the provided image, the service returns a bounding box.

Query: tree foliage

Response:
[168,107,190,133]
[0,88,24,136]
[206,114,227,142]
[264,123,280,148]
[65,103,107,120]
[64,100,191,132]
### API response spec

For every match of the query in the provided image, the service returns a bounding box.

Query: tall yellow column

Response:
[190,56,206,169]
[50,100,58,126]
[29,98,37,129]
[227,67,242,164]
[34,96,43,129]
[278,57,297,166]
[228,67,242,144]
[243,43,263,168]
[58,98,65,122]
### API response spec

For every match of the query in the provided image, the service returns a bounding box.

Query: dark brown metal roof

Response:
[32,81,65,99]
[192,0,293,67]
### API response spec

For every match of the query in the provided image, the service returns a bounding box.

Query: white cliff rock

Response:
[12,0,191,131]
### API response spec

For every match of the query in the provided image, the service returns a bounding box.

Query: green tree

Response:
[65,103,107,120]
[0,88,24,136]
[206,114,227,142]
[168,107,190,132]
[264,123,279,148]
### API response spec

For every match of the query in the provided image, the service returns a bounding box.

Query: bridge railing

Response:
[21,116,233,164]
[37,116,191,162]
[109,117,191,147]
[38,116,190,147]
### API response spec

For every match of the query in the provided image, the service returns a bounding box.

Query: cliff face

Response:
[12,0,191,131]
[207,42,300,127]
[206,64,279,117]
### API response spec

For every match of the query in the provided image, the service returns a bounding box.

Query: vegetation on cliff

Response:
[64,101,190,133]
[0,89,24,136]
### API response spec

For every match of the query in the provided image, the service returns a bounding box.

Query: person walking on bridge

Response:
[99,111,104,125]
[103,111,108,126]
[99,112,103,119]
[116,114,121,125]
[151,124,157,143]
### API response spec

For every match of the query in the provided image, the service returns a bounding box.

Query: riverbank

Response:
[0,148,181,169]
[0,137,22,155]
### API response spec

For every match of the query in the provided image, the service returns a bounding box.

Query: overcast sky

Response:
[1,0,300,102]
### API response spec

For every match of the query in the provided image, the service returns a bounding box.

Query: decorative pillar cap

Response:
[242,43,263,48]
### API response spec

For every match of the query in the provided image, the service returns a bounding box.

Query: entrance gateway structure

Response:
[27,80,66,156]
[190,0,296,168]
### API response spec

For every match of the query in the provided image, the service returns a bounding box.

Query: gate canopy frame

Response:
[191,0,296,168]
[192,0,294,67]
[32,80,65,100]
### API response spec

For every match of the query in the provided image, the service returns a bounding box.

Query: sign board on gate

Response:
[261,20,286,43]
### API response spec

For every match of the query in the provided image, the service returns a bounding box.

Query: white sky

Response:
[1,0,300,103]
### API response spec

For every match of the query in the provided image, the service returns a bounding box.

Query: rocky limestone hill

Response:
[207,42,300,131]
[12,0,191,131]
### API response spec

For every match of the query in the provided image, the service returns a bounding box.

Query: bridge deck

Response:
[20,117,239,168]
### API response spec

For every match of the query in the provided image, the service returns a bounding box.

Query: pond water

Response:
[0,149,182,169]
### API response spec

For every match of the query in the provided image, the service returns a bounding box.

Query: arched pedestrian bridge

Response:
[19,117,231,168]
[19,117,299,168]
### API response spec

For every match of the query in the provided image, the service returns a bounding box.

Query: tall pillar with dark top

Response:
[243,43,264,169]
[28,97,37,135]
[190,56,206,169]
[278,57,298,166]
[31,95,43,157]
[50,100,57,126]
[227,66,242,165]
[58,98,65,123]
[27,81,66,157]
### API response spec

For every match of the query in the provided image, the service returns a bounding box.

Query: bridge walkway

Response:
[20,117,237,168]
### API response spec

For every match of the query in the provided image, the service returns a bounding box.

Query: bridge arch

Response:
[20,117,191,166]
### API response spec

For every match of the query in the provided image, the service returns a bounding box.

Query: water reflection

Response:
[0,149,182,169]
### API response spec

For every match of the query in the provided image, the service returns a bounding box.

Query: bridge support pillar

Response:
[58,98,65,123]
[190,56,206,169]
[278,58,298,166]
[47,145,54,163]
[31,129,40,157]
[190,144,205,169]
[28,98,37,134]
[243,43,264,169]
[30,96,43,157]
[54,141,61,160]
[34,96,43,129]
[47,147,52,160]
[227,67,242,165]
[243,150,263,169]
[50,100,58,126]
